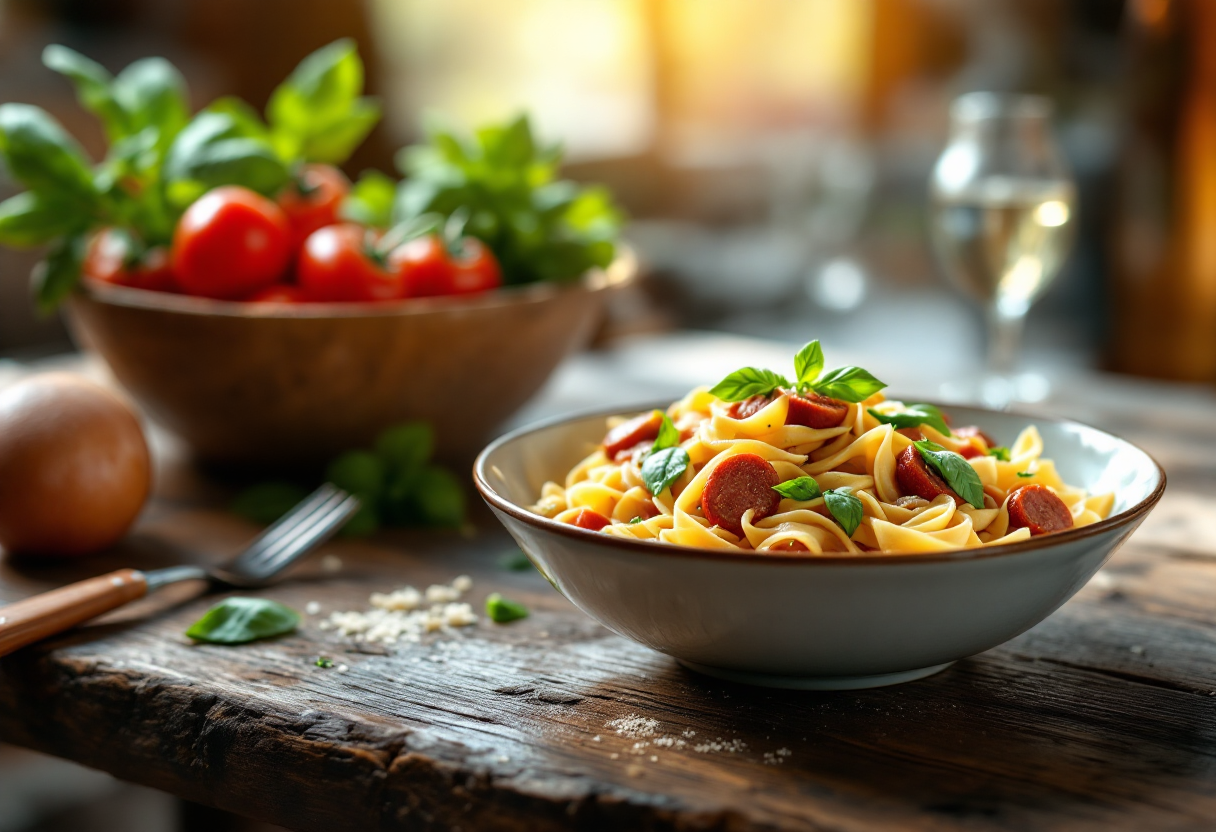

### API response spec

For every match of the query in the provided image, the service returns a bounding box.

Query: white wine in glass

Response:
[930,94,1076,406]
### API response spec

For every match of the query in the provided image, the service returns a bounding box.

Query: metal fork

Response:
[0,483,360,658]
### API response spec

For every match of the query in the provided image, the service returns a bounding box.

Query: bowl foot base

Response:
[676,660,955,690]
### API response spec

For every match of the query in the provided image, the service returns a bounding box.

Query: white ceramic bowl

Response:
[474,404,1165,690]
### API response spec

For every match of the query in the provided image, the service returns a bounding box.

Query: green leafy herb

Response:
[326,449,386,536]
[0,103,97,203]
[867,404,952,437]
[652,411,681,452]
[411,465,466,528]
[793,340,825,387]
[315,656,334,668]
[231,481,310,525]
[163,110,290,206]
[185,597,300,644]
[393,114,623,285]
[341,169,396,228]
[772,476,822,502]
[809,366,886,403]
[1017,471,1034,478]
[485,592,529,624]
[986,446,1012,462]
[913,440,985,509]
[499,550,534,571]
[641,447,690,495]
[707,367,791,403]
[31,234,87,315]
[823,488,864,537]
[629,516,644,524]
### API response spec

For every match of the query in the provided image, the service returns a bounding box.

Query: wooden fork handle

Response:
[0,569,148,658]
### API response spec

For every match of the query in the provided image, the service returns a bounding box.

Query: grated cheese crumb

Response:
[305,601,321,615]
[321,578,476,645]
[605,714,660,738]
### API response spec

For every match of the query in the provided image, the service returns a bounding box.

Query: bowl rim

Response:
[473,399,1167,566]
[75,246,636,319]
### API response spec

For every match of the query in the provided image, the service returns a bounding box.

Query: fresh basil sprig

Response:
[641,447,690,495]
[986,446,1011,462]
[652,411,681,452]
[913,440,985,509]
[867,404,952,437]
[772,476,822,502]
[709,340,886,404]
[823,487,864,537]
[186,597,300,644]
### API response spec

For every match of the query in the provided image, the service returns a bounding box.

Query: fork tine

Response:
[244,492,357,576]
[238,489,349,570]
[229,483,339,571]
[247,494,361,578]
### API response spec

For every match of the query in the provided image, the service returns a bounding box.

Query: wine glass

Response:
[929,93,1076,407]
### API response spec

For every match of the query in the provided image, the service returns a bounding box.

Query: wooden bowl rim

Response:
[76,247,636,320]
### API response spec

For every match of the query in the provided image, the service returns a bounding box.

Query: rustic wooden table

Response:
[1,336,1214,832]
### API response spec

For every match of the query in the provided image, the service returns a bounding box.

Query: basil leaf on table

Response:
[807,366,886,403]
[642,447,690,495]
[485,593,529,624]
[867,404,952,437]
[652,411,681,452]
[913,440,985,509]
[31,233,86,316]
[772,476,822,502]
[708,367,790,403]
[793,340,824,388]
[986,446,1011,462]
[0,104,97,204]
[186,597,300,644]
[823,488,864,537]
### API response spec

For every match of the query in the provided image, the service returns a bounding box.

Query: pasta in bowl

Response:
[474,342,1164,689]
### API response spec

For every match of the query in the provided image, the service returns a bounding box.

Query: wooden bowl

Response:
[65,252,634,469]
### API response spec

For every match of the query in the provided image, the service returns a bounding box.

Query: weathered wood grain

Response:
[1,402,1214,831]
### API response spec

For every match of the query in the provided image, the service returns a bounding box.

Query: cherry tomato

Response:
[389,234,453,298]
[277,164,350,250]
[83,230,177,293]
[171,186,291,300]
[448,237,503,295]
[246,285,309,304]
[297,224,405,302]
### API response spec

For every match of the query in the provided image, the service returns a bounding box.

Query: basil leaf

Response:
[485,592,529,623]
[231,481,309,526]
[42,45,127,140]
[867,404,952,437]
[809,366,887,403]
[628,516,644,524]
[341,169,397,228]
[708,367,790,403]
[186,597,300,644]
[327,450,385,536]
[0,104,96,204]
[0,191,86,247]
[913,440,985,509]
[1017,471,1034,478]
[412,465,466,528]
[31,233,86,315]
[793,340,825,387]
[375,421,434,477]
[772,476,822,502]
[111,57,190,151]
[315,656,334,668]
[986,446,1011,462]
[164,112,290,205]
[824,488,863,537]
[641,447,690,495]
[652,411,680,452]
[295,99,380,166]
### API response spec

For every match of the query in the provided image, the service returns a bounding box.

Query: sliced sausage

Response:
[895,445,962,505]
[612,440,653,464]
[728,395,770,420]
[1007,484,1073,536]
[896,427,924,441]
[603,411,663,458]
[702,453,781,536]
[784,390,848,429]
[957,443,983,459]
[570,508,611,531]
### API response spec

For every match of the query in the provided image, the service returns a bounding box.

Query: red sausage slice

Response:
[603,411,663,459]
[895,446,963,505]
[1007,484,1073,536]
[570,508,611,531]
[612,440,653,464]
[784,390,848,429]
[896,427,925,441]
[728,390,847,429]
[702,453,781,536]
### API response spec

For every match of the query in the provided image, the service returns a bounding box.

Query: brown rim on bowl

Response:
[473,401,1168,566]
[78,246,636,319]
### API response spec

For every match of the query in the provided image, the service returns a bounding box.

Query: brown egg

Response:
[0,373,151,556]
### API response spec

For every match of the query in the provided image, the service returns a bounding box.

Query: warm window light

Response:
[1035,200,1070,228]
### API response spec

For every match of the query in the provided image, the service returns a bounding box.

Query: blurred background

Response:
[0,0,1212,829]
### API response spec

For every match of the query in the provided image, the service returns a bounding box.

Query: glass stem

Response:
[986,306,1025,378]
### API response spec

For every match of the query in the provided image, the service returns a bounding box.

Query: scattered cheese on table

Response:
[319,576,476,645]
